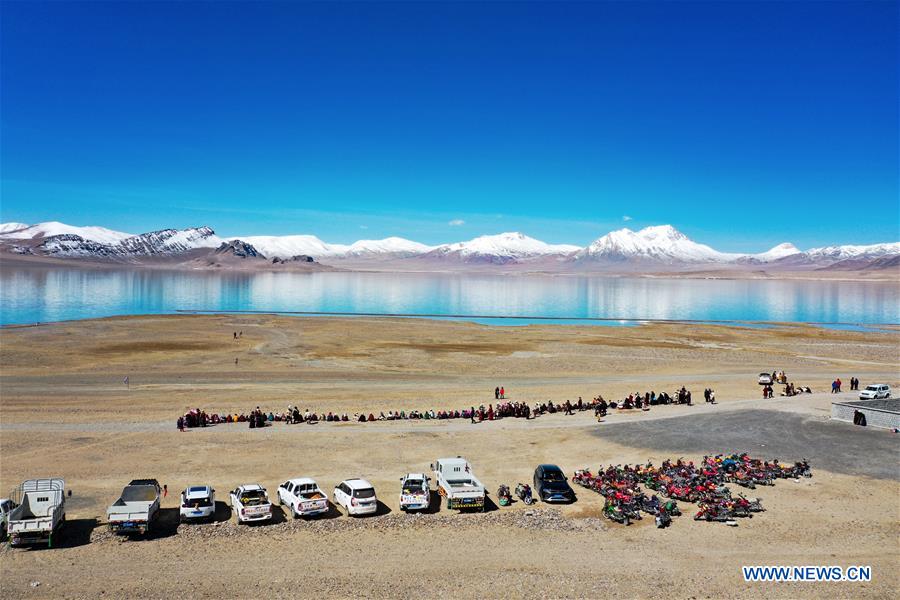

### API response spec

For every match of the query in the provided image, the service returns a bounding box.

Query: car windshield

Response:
[240,490,268,505]
[865,385,879,391]
[353,488,376,499]
[543,470,565,482]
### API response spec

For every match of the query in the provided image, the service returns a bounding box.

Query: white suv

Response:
[180,485,216,522]
[859,384,891,400]
[333,479,378,516]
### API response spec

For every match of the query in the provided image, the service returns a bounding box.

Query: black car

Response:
[533,464,576,503]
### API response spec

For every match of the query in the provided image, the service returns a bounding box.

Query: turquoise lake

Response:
[1,268,898,327]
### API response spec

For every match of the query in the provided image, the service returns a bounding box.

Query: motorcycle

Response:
[655,508,672,528]
[737,493,764,513]
[662,499,681,516]
[694,502,734,523]
[497,484,512,507]
[603,499,630,525]
[515,483,535,505]
[571,469,595,489]
[639,494,661,515]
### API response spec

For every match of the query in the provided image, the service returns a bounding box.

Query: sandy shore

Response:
[0,315,898,598]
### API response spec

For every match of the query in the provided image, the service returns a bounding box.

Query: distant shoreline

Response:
[2,311,897,333]
[2,253,899,282]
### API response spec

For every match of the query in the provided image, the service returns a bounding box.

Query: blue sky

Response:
[1,1,897,251]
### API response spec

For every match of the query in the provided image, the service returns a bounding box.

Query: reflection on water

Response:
[1,268,898,326]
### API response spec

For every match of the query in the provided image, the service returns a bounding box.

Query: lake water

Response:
[1,268,898,327]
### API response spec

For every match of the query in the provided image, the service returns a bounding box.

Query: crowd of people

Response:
[592,387,698,416]
[176,386,710,430]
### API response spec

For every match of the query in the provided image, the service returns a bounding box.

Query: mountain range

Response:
[1,220,898,273]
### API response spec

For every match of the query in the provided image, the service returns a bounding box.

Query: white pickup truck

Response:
[277,478,329,518]
[107,479,161,535]
[432,457,486,511]
[7,478,67,547]
[399,473,431,512]
[229,484,273,523]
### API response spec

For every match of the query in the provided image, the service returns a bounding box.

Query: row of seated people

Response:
[181,389,696,428]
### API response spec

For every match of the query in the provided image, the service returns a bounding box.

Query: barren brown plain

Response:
[1,314,898,599]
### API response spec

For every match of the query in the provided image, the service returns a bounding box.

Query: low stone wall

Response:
[831,399,900,430]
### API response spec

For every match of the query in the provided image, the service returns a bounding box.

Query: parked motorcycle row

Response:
[572,453,812,527]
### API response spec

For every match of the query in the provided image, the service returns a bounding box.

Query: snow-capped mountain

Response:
[343,237,434,258]
[424,232,579,263]
[0,224,220,260]
[114,226,220,255]
[238,235,349,259]
[1,221,133,244]
[1,220,897,271]
[0,222,30,234]
[802,242,900,262]
[237,235,432,259]
[575,225,731,263]
[751,242,802,262]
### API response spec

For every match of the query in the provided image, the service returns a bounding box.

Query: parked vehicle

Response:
[515,483,535,505]
[229,484,273,524]
[107,479,160,535]
[399,473,431,512]
[758,373,773,385]
[533,464,576,503]
[7,479,67,547]
[333,479,378,516]
[432,457,485,511]
[859,384,891,400]
[179,485,216,522]
[497,485,512,507]
[278,478,329,518]
[603,498,630,525]
[0,497,14,540]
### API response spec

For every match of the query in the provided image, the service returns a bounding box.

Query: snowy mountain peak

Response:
[804,241,900,261]
[756,242,801,261]
[116,226,220,255]
[343,237,435,258]
[427,232,580,263]
[237,235,350,259]
[1,221,133,244]
[577,225,726,263]
[0,222,30,234]
[635,225,687,241]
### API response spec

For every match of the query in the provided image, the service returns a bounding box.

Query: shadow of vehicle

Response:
[55,517,97,548]
[373,500,392,516]
[255,504,286,525]
[417,490,442,514]
[212,500,232,522]
[145,507,180,539]
[481,494,499,513]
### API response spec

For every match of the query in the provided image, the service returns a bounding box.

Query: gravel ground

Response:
[596,408,900,480]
